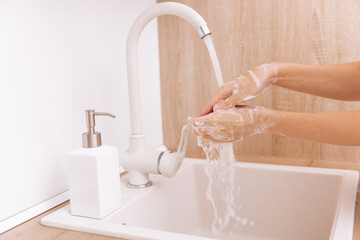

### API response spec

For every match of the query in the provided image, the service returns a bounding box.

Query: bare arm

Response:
[275,62,360,101]
[270,110,360,146]
[201,62,360,116]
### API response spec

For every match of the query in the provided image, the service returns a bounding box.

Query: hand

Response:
[188,106,279,142]
[200,63,279,116]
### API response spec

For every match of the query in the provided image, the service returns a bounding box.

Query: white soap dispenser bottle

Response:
[68,109,121,219]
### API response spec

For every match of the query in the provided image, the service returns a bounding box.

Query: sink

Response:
[41,158,358,240]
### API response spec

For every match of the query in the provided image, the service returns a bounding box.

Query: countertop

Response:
[1,155,359,240]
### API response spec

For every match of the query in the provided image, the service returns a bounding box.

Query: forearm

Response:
[273,62,360,101]
[268,110,360,146]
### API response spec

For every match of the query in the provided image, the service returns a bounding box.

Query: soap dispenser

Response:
[68,109,121,219]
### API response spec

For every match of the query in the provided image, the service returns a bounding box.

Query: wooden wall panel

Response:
[157,0,360,163]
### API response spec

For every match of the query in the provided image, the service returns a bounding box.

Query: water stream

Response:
[199,36,253,235]
[203,35,224,88]
[198,136,253,235]
[197,137,236,233]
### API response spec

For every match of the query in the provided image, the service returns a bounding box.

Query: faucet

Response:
[122,2,211,188]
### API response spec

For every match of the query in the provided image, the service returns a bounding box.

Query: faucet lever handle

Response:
[176,125,189,158]
[158,125,189,177]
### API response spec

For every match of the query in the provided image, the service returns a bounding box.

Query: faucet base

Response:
[126,181,153,189]
[126,170,153,188]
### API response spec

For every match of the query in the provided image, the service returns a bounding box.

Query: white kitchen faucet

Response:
[122,2,211,188]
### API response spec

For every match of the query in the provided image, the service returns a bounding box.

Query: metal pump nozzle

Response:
[82,109,116,148]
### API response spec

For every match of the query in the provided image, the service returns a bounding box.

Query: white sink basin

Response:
[41,158,358,240]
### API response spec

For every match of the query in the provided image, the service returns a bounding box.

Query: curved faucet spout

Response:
[126,2,211,143]
[124,2,211,187]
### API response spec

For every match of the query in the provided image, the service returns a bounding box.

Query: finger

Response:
[202,134,218,142]
[213,94,240,111]
[199,92,226,116]
[200,85,233,116]
[189,126,208,136]
[196,127,208,135]
[199,101,216,117]
[187,116,195,125]
[187,116,205,127]
[205,130,234,142]
[187,116,208,135]
[212,100,224,112]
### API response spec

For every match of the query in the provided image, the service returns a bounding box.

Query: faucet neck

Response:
[126,2,210,150]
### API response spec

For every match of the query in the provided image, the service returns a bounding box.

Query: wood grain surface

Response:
[0,201,121,240]
[157,0,360,163]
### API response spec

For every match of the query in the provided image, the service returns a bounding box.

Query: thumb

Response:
[213,95,239,111]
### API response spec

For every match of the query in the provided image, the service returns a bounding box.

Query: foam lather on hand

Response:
[187,105,280,142]
[213,64,278,111]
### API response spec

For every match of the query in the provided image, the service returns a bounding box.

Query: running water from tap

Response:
[197,34,253,235]
[198,137,236,233]
[201,35,235,233]
[203,35,224,87]
[197,136,253,235]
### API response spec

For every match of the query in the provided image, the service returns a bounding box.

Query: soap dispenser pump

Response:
[82,109,116,148]
[68,109,121,219]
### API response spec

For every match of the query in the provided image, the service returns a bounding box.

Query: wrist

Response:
[264,109,286,135]
[250,107,283,135]
[271,62,313,89]
[268,62,287,83]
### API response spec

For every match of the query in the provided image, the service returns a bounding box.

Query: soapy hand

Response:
[188,106,279,142]
[200,64,279,116]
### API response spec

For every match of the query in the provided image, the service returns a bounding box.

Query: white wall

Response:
[0,0,162,226]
